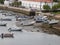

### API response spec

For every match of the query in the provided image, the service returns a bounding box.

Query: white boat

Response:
[34,15,48,23]
[0,18,12,21]
[8,27,22,32]
[17,18,27,21]
[0,23,6,26]
[21,20,35,26]
[48,19,59,25]
[0,22,7,26]
[0,16,13,21]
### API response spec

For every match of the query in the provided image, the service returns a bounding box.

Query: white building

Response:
[4,0,10,6]
[4,0,15,6]
[18,0,57,10]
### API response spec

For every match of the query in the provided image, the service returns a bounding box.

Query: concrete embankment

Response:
[0,5,30,15]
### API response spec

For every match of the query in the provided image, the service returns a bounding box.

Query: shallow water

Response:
[0,10,60,45]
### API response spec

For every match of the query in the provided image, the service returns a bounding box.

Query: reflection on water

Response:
[0,10,60,45]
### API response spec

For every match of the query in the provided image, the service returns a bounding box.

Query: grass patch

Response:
[51,12,60,15]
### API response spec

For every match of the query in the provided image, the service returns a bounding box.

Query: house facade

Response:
[4,0,57,10]
[4,0,15,6]
[18,0,57,10]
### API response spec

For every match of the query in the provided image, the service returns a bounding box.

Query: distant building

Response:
[18,0,57,10]
[4,0,16,6]
[4,0,10,6]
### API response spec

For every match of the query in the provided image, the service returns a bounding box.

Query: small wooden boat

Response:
[0,33,14,38]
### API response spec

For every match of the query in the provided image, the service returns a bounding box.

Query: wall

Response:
[0,5,30,15]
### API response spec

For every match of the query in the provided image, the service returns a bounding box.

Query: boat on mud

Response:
[0,33,14,38]
[8,27,22,32]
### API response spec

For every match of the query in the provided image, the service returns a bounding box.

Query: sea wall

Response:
[0,5,30,15]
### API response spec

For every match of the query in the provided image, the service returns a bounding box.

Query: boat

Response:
[34,15,48,23]
[16,16,30,21]
[0,33,14,38]
[21,20,35,26]
[2,13,7,16]
[48,19,59,25]
[0,18,12,21]
[0,22,7,26]
[8,27,22,32]
[0,18,7,26]
[17,18,27,21]
[0,16,12,21]
[2,12,14,16]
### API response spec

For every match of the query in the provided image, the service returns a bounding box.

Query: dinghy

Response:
[0,33,14,38]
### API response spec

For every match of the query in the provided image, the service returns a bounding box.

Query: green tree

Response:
[52,2,60,10]
[0,0,4,4]
[53,0,57,2]
[53,0,60,2]
[43,4,51,10]
[11,1,22,7]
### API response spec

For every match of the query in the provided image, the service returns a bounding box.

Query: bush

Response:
[11,1,22,7]
[52,3,60,10]
[53,0,58,2]
[43,4,51,10]
[0,0,4,4]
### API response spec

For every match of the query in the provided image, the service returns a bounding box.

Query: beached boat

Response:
[48,19,59,25]
[0,22,7,26]
[34,15,48,23]
[17,18,27,21]
[0,16,13,21]
[0,18,12,21]
[0,33,14,38]
[21,21,35,26]
[16,16,30,21]
[2,12,15,16]
[8,27,22,32]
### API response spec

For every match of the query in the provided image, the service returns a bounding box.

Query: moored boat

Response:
[8,27,22,32]
[0,33,14,38]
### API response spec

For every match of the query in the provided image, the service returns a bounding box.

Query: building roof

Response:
[26,0,52,3]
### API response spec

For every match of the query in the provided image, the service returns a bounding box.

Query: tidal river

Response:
[0,10,60,45]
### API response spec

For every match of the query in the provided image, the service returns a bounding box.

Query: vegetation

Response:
[43,4,51,10]
[11,1,22,7]
[53,0,60,2]
[52,3,60,10]
[42,2,60,15]
[53,0,58,2]
[0,0,4,4]
[51,12,60,15]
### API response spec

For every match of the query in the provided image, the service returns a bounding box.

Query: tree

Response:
[11,1,22,7]
[53,0,57,2]
[43,4,51,10]
[52,2,60,10]
[0,0,4,4]
[53,0,60,2]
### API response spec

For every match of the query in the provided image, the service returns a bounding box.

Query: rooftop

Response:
[26,0,52,3]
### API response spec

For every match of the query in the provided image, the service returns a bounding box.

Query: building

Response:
[18,0,57,10]
[4,0,10,6]
[4,0,16,6]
